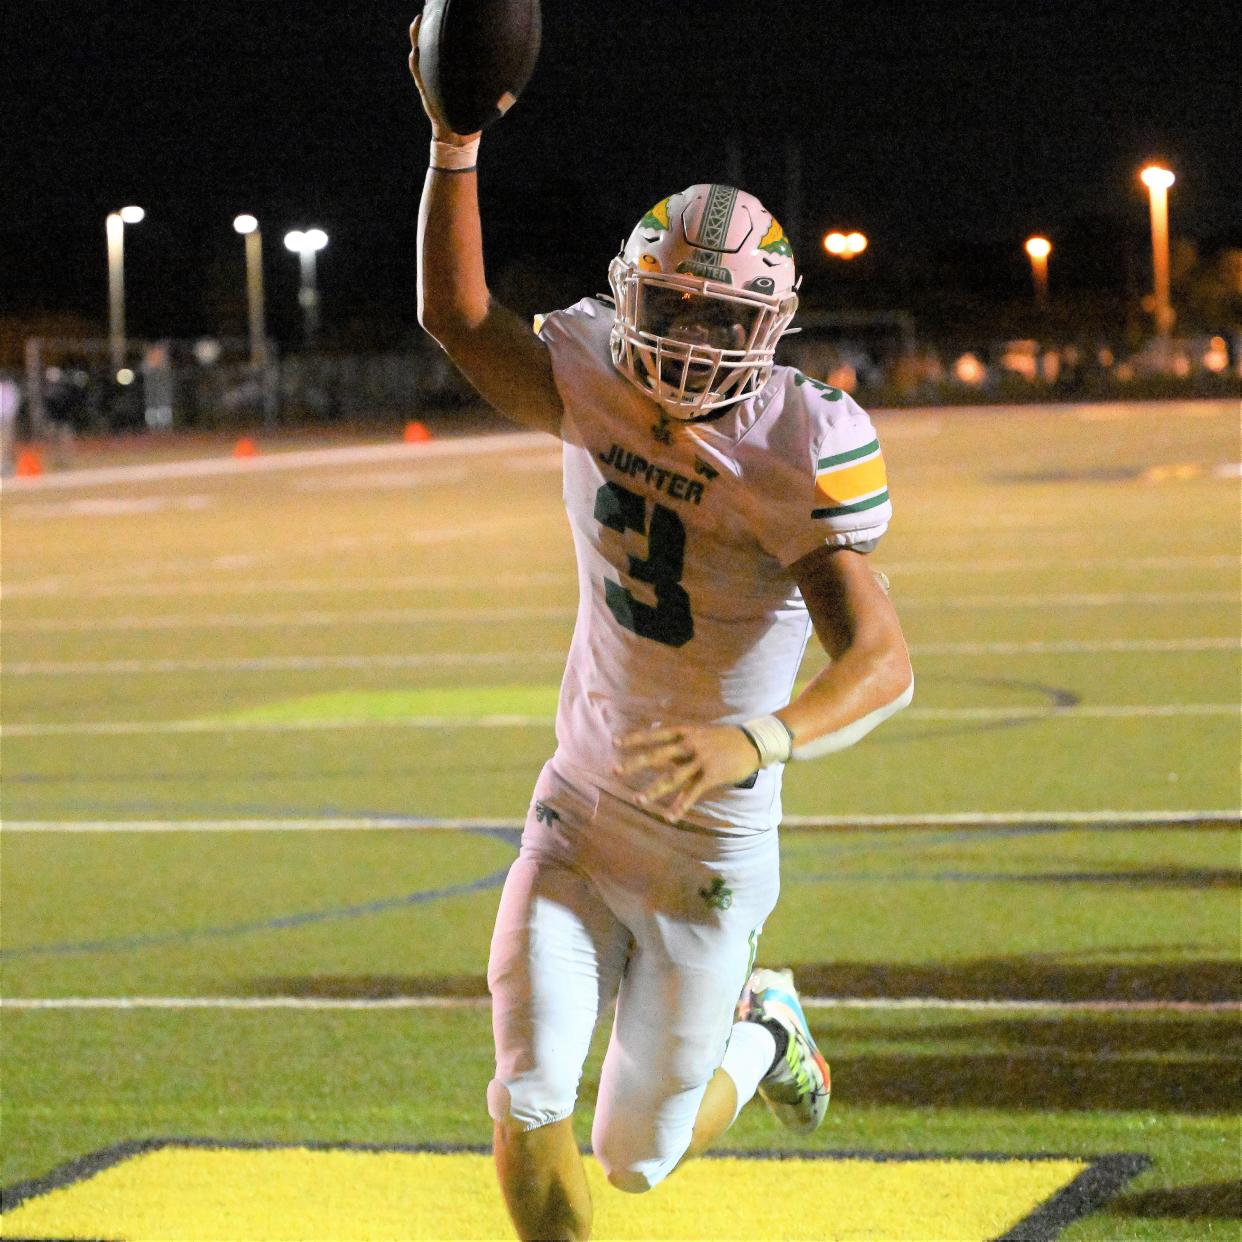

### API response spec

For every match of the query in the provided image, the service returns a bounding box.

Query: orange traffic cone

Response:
[233,437,258,458]
[403,420,431,443]
[15,447,43,477]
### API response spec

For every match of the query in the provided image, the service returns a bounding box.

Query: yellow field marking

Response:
[2,1144,1091,1242]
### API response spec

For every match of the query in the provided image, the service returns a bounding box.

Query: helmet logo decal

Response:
[639,197,673,232]
[687,184,740,251]
[758,218,794,259]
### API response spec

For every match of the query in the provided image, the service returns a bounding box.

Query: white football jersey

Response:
[539,298,891,834]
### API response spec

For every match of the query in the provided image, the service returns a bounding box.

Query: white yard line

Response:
[1,703,1235,739]
[5,597,1238,634]
[912,637,1238,655]
[3,555,1234,600]
[899,592,1236,607]
[0,430,552,491]
[1,994,1235,1013]
[3,810,1235,832]
[1,637,1235,676]
[0,572,579,601]
[4,606,576,633]
[0,651,568,675]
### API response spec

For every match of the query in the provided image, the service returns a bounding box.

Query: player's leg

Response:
[684,966,832,1156]
[589,827,780,1191]
[487,790,629,1239]
[492,1116,589,1242]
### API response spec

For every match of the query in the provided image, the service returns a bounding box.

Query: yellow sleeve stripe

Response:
[815,453,888,504]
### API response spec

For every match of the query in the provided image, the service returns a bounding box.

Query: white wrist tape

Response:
[430,137,480,172]
[791,679,914,760]
[738,714,794,768]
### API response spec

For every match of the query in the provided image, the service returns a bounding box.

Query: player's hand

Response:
[408,15,481,144]
[613,723,762,823]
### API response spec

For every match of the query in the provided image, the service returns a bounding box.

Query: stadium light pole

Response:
[284,227,329,344]
[106,205,145,376]
[1139,164,1175,358]
[233,215,268,368]
[1024,236,1052,308]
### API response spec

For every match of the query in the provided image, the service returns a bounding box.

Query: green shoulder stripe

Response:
[817,439,880,471]
[812,490,890,519]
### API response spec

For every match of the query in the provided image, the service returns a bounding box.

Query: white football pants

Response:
[487,759,780,1192]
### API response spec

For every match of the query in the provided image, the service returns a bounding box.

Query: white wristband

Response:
[430,137,480,172]
[738,714,794,768]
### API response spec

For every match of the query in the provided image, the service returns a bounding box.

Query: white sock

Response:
[718,1020,777,1123]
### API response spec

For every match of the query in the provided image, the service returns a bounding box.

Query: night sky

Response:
[5,0,1239,346]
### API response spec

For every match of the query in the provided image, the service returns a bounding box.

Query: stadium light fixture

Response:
[284,227,330,342]
[1139,164,1175,357]
[233,214,259,236]
[107,206,145,376]
[1024,236,1052,308]
[1140,164,1175,191]
[824,230,867,259]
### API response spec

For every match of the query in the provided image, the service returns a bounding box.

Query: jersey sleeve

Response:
[747,375,892,567]
[533,298,617,446]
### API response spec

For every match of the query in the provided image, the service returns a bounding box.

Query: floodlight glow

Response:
[1025,236,1052,260]
[234,214,259,235]
[1140,165,1175,190]
[116,368,136,385]
[119,206,145,224]
[823,232,847,255]
[845,231,868,255]
[285,228,329,253]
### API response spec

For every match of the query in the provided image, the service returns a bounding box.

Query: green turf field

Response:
[2,400,1239,1240]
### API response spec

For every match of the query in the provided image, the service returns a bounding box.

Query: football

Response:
[417,0,542,135]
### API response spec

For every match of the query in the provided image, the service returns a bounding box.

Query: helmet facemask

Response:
[608,184,799,419]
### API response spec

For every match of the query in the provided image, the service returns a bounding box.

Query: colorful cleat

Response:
[737,966,831,1133]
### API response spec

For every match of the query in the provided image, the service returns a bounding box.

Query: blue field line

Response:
[1,819,520,961]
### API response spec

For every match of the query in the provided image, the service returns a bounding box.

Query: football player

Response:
[410,20,914,1241]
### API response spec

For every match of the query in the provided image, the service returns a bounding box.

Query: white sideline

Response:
[2,637,1236,677]
[1,703,1236,738]
[3,810,1236,832]
[0,430,551,491]
[1,994,1235,1013]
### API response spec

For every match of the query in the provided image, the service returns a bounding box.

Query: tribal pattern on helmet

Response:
[608,184,799,419]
